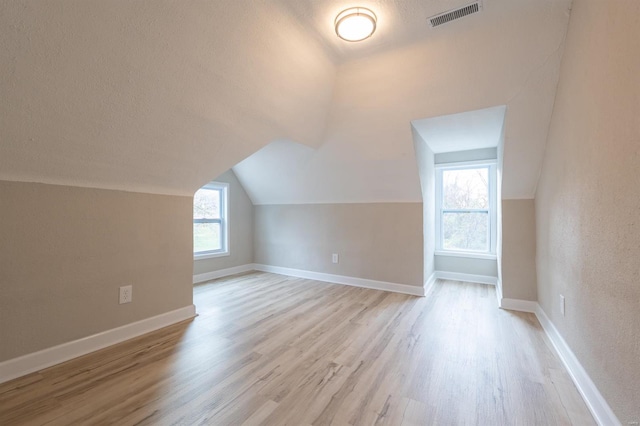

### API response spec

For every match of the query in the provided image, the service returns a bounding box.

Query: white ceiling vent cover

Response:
[428,1,483,28]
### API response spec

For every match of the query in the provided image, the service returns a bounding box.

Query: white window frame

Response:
[435,160,497,259]
[193,181,229,260]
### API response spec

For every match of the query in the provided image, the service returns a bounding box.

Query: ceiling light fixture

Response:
[335,7,377,42]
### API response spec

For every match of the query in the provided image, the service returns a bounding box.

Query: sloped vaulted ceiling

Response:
[235,0,573,203]
[0,0,336,195]
[1,0,571,200]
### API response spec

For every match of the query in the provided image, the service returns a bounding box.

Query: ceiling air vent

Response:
[428,1,482,28]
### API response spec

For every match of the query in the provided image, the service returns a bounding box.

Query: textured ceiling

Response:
[275,0,477,62]
[0,0,335,195]
[235,0,573,202]
[1,0,572,200]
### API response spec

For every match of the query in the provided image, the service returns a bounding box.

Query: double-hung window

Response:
[193,182,229,259]
[435,161,497,257]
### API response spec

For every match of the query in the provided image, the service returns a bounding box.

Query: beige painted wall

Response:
[501,199,537,301]
[0,181,193,362]
[535,0,640,421]
[254,203,423,287]
[193,170,253,276]
[434,256,498,278]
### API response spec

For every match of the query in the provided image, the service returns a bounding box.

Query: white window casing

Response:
[193,181,229,259]
[435,160,497,259]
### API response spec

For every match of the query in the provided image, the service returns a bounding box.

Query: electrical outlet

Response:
[332,253,339,264]
[560,294,565,316]
[119,285,132,304]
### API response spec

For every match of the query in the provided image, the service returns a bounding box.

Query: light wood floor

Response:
[0,272,594,425]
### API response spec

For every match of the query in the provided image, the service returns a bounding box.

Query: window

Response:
[193,182,228,258]
[435,161,497,257]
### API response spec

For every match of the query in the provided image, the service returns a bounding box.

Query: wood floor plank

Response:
[0,273,595,425]
[240,400,279,426]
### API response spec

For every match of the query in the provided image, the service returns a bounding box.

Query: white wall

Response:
[233,0,571,205]
[413,128,436,283]
[495,125,505,299]
[0,1,336,196]
[535,0,640,421]
[435,148,497,165]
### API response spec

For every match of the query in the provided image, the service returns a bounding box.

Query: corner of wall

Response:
[193,169,255,277]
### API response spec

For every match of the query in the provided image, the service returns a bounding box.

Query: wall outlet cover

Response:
[119,285,133,304]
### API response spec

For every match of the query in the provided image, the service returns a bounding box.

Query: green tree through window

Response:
[194,182,228,256]
[438,164,495,253]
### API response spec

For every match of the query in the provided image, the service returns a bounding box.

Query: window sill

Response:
[194,251,230,261]
[435,250,497,260]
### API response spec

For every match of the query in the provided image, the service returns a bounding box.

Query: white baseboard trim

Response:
[424,272,437,296]
[500,298,619,425]
[434,271,498,286]
[253,264,425,297]
[0,304,196,385]
[500,297,538,313]
[193,264,255,284]
[535,305,620,426]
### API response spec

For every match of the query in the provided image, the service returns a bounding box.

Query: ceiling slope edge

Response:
[0,1,337,196]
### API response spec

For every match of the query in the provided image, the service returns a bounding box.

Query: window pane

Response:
[193,188,220,219]
[443,212,488,252]
[194,223,221,253]
[443,168,489,210]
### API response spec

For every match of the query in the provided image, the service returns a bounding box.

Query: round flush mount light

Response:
[335,7,377,42]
